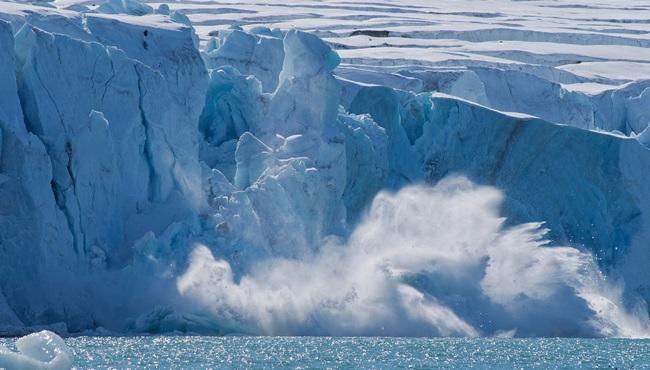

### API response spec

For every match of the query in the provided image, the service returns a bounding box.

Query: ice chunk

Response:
[0,331,72,370]
[198,66,268,180]
[169,10,191,26]
[234,132,275,189]
[339,112,389,223]
[280,29,340,80]
[348,84,418,185]
[96,0,153,16]
[204,29,284,92]
[638,125,650,147]
[155,4,170,15]
[200,67,266,146]
[269,30,341,136]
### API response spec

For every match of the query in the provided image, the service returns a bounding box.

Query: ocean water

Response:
[3,336,649,369]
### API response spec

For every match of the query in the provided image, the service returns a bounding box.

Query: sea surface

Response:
[2,336,650,369]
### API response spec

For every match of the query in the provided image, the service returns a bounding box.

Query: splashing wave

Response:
[178,177,650,337]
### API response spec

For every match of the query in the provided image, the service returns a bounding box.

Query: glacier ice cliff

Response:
[0,1,649,338]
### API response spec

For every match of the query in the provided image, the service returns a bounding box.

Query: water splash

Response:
[178,177,650,337]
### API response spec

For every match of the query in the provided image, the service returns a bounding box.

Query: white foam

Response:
[178,177,650,337]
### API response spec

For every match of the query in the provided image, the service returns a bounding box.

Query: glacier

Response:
[0,0,649,338]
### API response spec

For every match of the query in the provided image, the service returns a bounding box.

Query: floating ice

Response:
[0,331,72,370]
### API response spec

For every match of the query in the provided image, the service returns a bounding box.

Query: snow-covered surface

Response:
[0,0,650,338]
[153,0,650,134]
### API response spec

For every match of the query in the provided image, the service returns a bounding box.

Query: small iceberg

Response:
[0,331,72,370]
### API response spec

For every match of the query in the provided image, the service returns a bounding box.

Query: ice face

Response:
[0,3,207,332]
[1,1,650,338]
[0,18,76,331]
[14,22,204,261]
[0,331,72,370]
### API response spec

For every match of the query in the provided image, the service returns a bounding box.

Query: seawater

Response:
[2,336,649,369]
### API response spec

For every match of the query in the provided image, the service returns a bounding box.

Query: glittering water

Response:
[2,336,650,369]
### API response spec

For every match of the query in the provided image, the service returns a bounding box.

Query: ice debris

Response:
[0,331,72,370]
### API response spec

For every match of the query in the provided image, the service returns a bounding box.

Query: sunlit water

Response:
[2,336,649,369]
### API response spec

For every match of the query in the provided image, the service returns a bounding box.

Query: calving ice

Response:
[0,0,649,341]
[178,179,650,337]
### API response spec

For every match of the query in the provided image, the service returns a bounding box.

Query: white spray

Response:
[178,177,650,337]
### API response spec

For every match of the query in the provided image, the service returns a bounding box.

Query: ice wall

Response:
[0,17,73,333]
[0,3,207,333]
